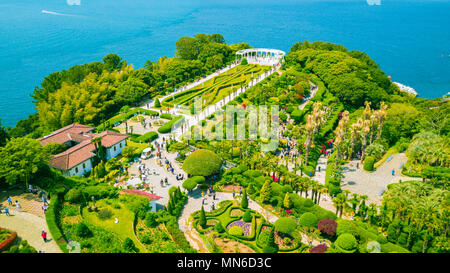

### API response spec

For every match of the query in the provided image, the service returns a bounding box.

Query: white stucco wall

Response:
[67,159,93,177]
[106,139,127,160]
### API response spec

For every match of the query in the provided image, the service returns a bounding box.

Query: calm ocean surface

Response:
[0,0,449,127]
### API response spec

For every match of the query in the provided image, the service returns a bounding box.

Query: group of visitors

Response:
[201,186,217,211]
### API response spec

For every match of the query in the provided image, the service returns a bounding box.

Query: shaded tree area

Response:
[10,34,251,138]
[286,40,398,108]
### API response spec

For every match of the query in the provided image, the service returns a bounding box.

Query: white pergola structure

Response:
[236,48,286,66]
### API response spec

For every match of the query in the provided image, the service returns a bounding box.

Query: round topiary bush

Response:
[336,219,359,237]
[242,210,252,223]
[214,222,225,233]
[65,188,82,204]
[363,156,375,171]
[228,226,243,236]
[274,217,297,234]
[299,212,318,228]
[335,233,358,253]
[182,149,222,176]
[241,58,248,65]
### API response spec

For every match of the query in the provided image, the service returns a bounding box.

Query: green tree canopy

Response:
[0,137,50,186]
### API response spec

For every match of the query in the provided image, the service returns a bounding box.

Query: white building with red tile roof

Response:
[40,124,129,176]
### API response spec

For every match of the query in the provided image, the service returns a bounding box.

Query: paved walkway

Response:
[341,153,421,205]
[0,211,61,253]
[127,148,186,208]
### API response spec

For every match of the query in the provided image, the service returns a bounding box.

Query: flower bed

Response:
[259,225,299,251]
[229,208,245,217]
[227,220,251,236]
[0,228,17,252]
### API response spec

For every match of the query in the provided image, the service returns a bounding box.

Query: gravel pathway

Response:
[0,211,61,253]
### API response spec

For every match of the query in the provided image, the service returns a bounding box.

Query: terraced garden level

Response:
[162,64,270,109]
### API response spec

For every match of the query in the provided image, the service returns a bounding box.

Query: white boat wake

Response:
[41,10,78,17]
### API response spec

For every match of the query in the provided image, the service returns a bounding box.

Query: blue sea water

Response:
[0,0,449,127]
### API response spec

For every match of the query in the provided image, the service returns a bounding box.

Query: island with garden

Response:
[0,33,448,254]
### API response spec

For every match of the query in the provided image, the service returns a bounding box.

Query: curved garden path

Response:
[0,211,61,253]
[341,153,421,205]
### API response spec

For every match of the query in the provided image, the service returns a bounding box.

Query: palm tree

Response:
[316,184,326,205]
[358,195,368,219]
[332,193,347,217]
[361,119,371,160]
[334,111,349,167]
[375,101,388,139]
[304,102,325,165]
[367,203,378,224]
[349,193,360,216]
[350,119,363,160]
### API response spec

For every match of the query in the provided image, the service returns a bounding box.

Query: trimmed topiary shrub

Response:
[241,189,248,209]
[154,98,161,107]
[182,176,205,191]
[199,206,207,228]
[182,149,222,176]
[335,233,358,253]
[299,212,318,228]
[274,217,297,234]
[65,188,82,204]
[241,58,248,65]
[214,222,225,233]
[336,219,359,237]
[262,228,279,253]
[242,210,252,223]
[228,226,243,236]
[363,156,375,171]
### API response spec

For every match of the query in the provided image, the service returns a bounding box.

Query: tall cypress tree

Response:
[199,205,207,228]
[263,227,279,253]
[260,180,272,204]
[241,188,248,209]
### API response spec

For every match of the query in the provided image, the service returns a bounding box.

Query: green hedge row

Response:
[131,131,159,143]
[45,194,68,253]
[160,113,173,120]
[158,115,185,134]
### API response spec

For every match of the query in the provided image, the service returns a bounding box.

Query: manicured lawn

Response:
[81,199,147,253]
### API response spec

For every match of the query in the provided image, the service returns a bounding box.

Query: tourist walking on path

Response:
[4,207,10,216]
[42,195,48,205]
[41,230,47,242]
[7,196,12,206]
[42,204,48,214]
[15,201,21,212]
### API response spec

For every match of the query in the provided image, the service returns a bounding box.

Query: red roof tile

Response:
[119,189,162,201]
[40,123,94,146]
[45,124,129,171]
